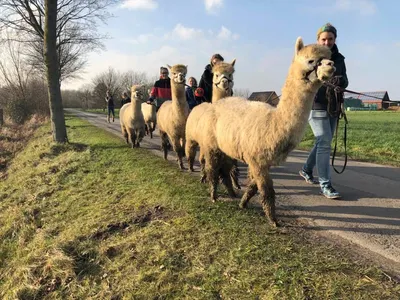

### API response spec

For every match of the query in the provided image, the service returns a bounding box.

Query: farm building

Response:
[248,91,280,106]
[344,91,391,109]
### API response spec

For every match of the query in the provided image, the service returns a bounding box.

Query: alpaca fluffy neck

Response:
[131,96,142,117]
[171,81,187,113]
[212,86,231,103]
[275,66,322,141]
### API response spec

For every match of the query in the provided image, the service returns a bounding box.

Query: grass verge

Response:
[1,115,398,299]
[0,115,46,180]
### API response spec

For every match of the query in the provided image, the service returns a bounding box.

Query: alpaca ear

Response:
[295,37,304,56]
[167,64,172,70]
[231,58,236,67]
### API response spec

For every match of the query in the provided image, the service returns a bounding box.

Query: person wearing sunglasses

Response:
[147,67,172,111]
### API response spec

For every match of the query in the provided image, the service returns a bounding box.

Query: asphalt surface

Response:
[66,108,400,274]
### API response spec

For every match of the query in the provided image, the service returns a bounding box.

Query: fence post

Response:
[0,108,3,127]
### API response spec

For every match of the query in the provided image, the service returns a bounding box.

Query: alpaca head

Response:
[131,84,145,100]
[293,37,335,83]
[212,59,236,94]
[167,64,187,85]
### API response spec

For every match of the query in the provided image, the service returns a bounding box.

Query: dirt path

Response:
[67,108,400,276]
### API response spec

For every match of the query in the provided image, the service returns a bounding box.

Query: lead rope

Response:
[326,78,348,174]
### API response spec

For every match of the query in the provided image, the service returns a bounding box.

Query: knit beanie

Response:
[317,23,337,39]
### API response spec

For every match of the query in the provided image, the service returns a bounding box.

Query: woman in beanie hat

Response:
[198,53,225,103]
[299,22,349,199]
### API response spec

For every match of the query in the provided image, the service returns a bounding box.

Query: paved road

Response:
[66,109,400,273]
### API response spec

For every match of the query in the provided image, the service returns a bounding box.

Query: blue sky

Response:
[63,0,400,100]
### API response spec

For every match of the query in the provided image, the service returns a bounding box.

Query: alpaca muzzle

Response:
[214,76,233,91]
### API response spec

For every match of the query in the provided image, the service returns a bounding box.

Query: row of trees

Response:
[0,0,119,142]
[62,67,158,110]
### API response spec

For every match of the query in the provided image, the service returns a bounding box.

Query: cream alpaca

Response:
[141,102,157,138]
[206,37,336,226]
[119,85,146,148]
[185,60,239,197]
[156,64,189,169]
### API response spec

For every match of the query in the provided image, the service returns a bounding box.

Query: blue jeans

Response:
[303,110,337,187]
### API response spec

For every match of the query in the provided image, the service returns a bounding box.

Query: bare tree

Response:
[0,37,48,123]
[0,0,119,142]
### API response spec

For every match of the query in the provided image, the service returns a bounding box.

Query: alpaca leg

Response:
[254,167,277,227]
[185,139,198,172]
[199,151,206,183]
[239,168,257,208]
[135,130,141,147]
[121,125,129,144]
[131,131,137,148]
[230,159,241,190]
[127,130,133,147]
[144,124,149,136]
[220,157,236,198]
[160,131,169,160]
[261,175,277,227]
[171,137,186,170]
[205,151,220,202]
[239,181,258,209]
[149,123,153,139]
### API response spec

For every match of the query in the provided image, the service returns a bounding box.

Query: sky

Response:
[62,0,400,100]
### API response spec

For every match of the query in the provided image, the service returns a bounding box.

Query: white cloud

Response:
[165,23,204,40]
[334,0,376,15]
[120,0,158,10]
[126,34,154,44]
[205,0,223,14]
[217,26,240,41]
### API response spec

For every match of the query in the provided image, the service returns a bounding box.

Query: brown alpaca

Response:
[205,37,336,226]
[185,60,239,197]
[156,64,189,169]
[119,85,146,148]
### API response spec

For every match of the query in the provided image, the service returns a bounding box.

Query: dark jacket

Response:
[105,95,114,108]
[199,64,213,103]
[185,86,199,110]
[313,44,348,113]
[121,97,131,107]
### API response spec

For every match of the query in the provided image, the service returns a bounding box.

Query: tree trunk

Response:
[44,0,68,143]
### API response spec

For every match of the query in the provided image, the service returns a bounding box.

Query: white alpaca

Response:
[141,102,157,138]
[156,64,189,169]
[204,37,336,226]
[119,85,146,148]
[185,60,239,197]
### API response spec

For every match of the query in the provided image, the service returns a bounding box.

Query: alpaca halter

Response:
[213,75,233,88]
[304,58,324,81]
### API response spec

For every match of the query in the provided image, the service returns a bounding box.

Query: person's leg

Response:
[300,112,318,184]
[313,113,340,198]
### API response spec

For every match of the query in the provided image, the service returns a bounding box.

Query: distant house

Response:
[248,91,280,107]
[344,91,391,109]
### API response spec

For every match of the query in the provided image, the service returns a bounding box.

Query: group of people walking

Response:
[104,22,349,200]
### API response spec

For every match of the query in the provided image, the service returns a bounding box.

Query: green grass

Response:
[1,115,398,299]
[299,111,400,167]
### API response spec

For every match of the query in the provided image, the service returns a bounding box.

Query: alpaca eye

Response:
[308,59,315,64]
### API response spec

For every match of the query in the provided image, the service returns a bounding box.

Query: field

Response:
[298,111,400,166]
[0,115,399,299]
